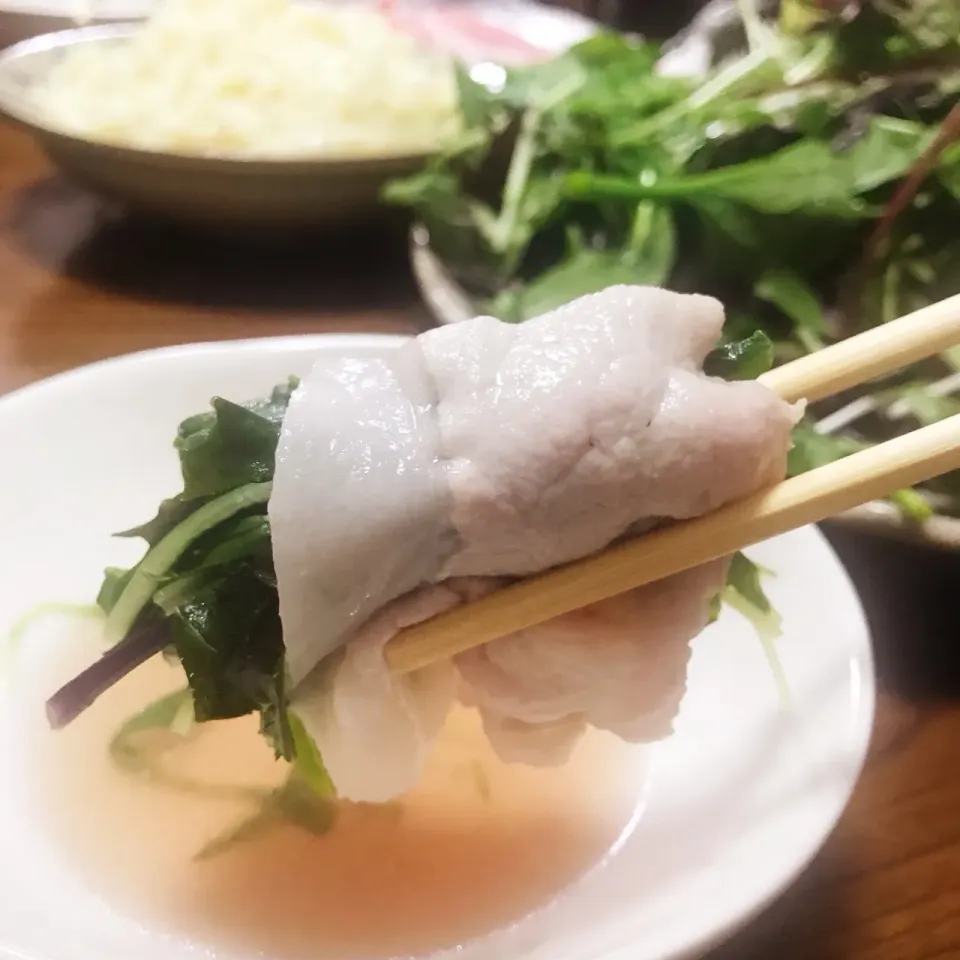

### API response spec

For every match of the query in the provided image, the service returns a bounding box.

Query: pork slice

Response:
[278,285,799,801]
[420,285,798,575]
[270,342,454,686]
[455,559,729,763]
[293,577,497,802]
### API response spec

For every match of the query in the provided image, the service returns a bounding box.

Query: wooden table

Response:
[0,125,431,394]
[2,121,960,960]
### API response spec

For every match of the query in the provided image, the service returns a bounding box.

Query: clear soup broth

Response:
[25,620,645,959]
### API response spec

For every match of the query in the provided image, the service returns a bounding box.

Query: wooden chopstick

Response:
[386,413,960,673]
[758,292,960,403]
[383,293,960,675]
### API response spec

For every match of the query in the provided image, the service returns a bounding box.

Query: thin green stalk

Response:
[612,47,776,147]
[105,482,272,644]
[490,107,542,261]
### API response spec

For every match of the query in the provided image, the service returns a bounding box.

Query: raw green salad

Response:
[384,0,960,522]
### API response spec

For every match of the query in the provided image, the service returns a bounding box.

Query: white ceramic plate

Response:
[0,335,875,960]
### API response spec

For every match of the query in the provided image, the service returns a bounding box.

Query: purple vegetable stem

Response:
[45,621,170,730]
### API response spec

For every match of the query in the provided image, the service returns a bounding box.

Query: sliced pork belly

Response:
[269,344,452,687]
[292,577,497,802]
[456,560,730,765]
[423,287,795,576]
[271,285,799,801]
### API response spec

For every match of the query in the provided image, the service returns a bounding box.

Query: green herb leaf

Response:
[455,62,499,128]
[290,710,337,797]
[491,246,653,322]
[382,165,465,214]
[704,331,774,380]
[103,482,273,646]
[884,384,960,426]
[624,201,677,278]
[194,774,337,862]
[97,566,136,615]
[497,52,589,112]
[788,419,932,522]
[193,806,277,862]
[755,269,828,351]
[721,552,790,703]
[259,656,295,760]
[566,118,935,216]
[889,487,934,523]
[171,566,284,727]
[726,551,775,618]
[109,687,194,775]
[939,163,960,201]
[274,776,337,834]
[117,497,205,547]
[194,514,273,570]
[64,381,341,787]
[787,419,865,475]
[875,0,960,53]
[177,378,297,500]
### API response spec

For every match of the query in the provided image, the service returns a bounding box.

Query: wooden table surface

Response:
[2,121,960,960]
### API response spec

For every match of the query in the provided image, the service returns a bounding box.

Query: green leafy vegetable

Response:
[754,270,827,352]
[171,567,281,722]
[105,686,330,861]
[704,331,774,380]
[290,710,336,796]
[889,487,934,523]
[177,386,292,500]
[103,482,273,646]
[86,384,298,762]
[194,774,339,862]
[193,804,280,862]
[118,377,298,543]
[107,686,268,804]
[490,243,664,322]
[565,118,935,217]
[787,418,931,522]
[109,687,196,776]
[787,419,865,475]
[97,567,135,613]
[722,552,790,704]
[117,498,201,548]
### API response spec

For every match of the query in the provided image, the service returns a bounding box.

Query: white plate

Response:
[0,335,875,960]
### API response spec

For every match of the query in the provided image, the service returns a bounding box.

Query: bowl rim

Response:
[0,21,438,170]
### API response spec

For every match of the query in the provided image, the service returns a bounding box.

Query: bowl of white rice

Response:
[0,0,464,229]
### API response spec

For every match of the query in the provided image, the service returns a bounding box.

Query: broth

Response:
[25,621,644,959]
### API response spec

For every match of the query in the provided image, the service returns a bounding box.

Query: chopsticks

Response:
[758,291,960,404]
[383,292,960,675]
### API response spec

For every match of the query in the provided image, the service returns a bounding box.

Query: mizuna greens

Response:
[45,335,785,780]
[384,0,960,520]
[48,380,301,759]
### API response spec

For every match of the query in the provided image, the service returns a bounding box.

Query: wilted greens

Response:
[48,381,303,763]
